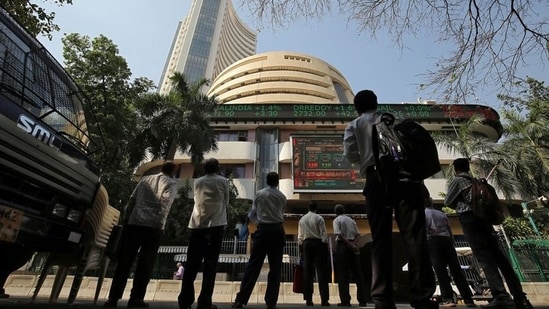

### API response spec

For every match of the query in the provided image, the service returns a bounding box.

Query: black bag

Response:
[460,175,505,225]
[374,113,441,181]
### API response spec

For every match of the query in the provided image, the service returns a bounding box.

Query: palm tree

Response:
[433,115,518,199]
[498,78,549,200]
[134,73,218,164]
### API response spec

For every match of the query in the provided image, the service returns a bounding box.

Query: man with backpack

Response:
[343,90,437,309]
[445,158,534,309]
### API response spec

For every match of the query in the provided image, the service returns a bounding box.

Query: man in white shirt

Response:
[105,161,178,308]
[333,204,368,307]
[298,201,330,307]
[178,158,229,309]
[232,172,287,309]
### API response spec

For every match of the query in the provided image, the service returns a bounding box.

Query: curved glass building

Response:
[158,0,256,94]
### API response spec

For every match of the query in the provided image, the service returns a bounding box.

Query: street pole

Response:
[521,201,542,236]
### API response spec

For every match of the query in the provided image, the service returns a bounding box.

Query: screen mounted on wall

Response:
[291,135,364,193]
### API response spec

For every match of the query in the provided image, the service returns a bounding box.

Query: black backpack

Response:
[373,113,441,181]
[460,175,505,225]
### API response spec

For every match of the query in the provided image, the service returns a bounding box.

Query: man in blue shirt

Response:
[232,172,286,309]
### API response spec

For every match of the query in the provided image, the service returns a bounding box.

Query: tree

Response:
[242,0,549,102]
[61,33,156,208]
[498,78,549,200]
[3,0,73,39]
[134,72,218,163]
[162,178,252,245]
[434,116,518,199]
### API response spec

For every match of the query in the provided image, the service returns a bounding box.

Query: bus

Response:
[0,6,104,270]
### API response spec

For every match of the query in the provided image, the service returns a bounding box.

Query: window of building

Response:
[215,130,248,141]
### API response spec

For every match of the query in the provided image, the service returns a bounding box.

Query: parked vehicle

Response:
[0,6,103,272]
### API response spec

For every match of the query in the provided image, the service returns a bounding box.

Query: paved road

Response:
[1,297,549,309]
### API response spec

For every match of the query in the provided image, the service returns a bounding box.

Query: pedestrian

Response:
[174,262,184,280]
[422,188,476,308]
[232,172,287,309]
[343,89,437,309]
[178,158,229,309]
[104,161,178,308]
[332,204,368,307]
[298,201,330,307]
[445,158,533,309]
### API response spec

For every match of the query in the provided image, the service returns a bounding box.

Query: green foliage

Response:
[134,73,218,163]
[163,180,193,245]
[498,78,549,200]
[501,216,538,242]
[441,206,456,214]
[3,0,72,39]
[61,33,156,208]
[162,178,252,245]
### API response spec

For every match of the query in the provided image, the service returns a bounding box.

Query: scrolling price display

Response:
[212,103,500,122]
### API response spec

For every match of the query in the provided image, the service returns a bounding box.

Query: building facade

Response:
[207,51,355,104]
[158,0,257,94]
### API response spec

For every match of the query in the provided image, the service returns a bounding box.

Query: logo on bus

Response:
[17,114,61,150]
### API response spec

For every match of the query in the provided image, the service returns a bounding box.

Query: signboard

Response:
[211,103,500,122]
[0,205,23,243]
[291,135,364,193]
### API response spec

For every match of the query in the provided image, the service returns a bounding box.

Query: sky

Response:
[37,0,547,108]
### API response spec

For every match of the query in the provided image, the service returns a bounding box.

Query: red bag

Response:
[293,264,303,293]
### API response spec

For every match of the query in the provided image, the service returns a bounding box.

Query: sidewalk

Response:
[3,274,549,308]
[2,296,549,309]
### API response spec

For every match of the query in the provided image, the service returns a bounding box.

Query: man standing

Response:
[232,172,287,309]
[423,194,476,307]
[104,161,178,308]
[332,204,368,307]
[445,158,533,309]
[298,201,330,307]
[343,90,436,309]
[178,158,229,309]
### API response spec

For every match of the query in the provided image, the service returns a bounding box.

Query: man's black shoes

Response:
[127,299,149,308]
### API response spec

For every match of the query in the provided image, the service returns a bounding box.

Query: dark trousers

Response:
[108,224,162,301]
[364,171,435,309]
[427,236,473,301]
[178,226,224,309]
[459,212,525,300]
[335,242,368,304]
[303,238,330,303]
[235,223,285,307]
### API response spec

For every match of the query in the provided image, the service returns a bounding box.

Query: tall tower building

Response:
[158,0,257,94]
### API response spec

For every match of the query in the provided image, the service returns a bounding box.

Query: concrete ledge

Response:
[5,275,548,305]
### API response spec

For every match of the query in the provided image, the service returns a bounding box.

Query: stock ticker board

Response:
[211,103,500,122]
[290,135,364,193]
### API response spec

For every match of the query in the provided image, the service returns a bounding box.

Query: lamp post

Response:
[520,196,548,237]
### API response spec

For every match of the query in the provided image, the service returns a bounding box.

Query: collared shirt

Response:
[343,111,386,178]
[445,172,473,213]
[297,211,328,244]
[127,172,177,230]
[424,207,452,238]
[188,173,229,229]
[250,186,286,224]
[333,214,360,241]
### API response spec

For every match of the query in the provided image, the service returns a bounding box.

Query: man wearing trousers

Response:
[298,201,330,307]
[232,172,287,309]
